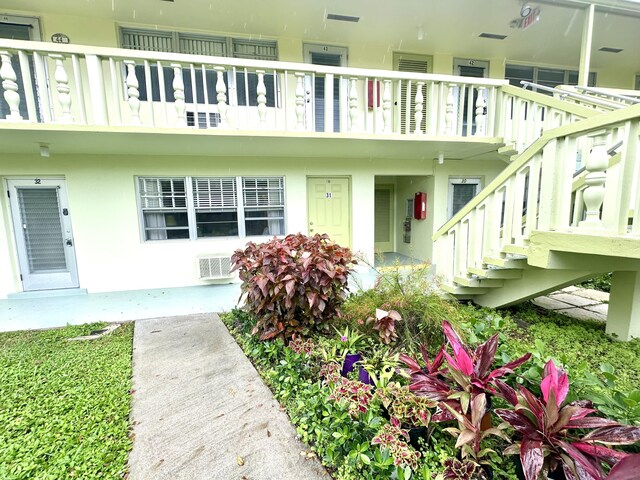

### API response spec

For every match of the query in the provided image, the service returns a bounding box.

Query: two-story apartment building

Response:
[1,0,639,337]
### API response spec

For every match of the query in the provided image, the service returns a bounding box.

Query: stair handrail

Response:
[500,84,599,118]
[520,81,625,110]
[434,102,640,240]
[567,85,640,105]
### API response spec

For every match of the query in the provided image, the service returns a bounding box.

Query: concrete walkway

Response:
[532,286,609,322]
[127,313,329,480]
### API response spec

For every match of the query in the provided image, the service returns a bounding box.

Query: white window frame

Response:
[0,14,42,40]
[136,175,286,242]
[448,177,482,219]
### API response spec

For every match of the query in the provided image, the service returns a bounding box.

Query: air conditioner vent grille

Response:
[197,255,232,280]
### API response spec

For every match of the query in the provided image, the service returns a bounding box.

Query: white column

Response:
[382,79,392,133]
[579,133,608,229]
[474,87,487,136]
[256,70,267,128]
[50,54,73,123]
[294,72,306,130]
[606,271,640,341]
[445,83,456,135]
[124,61,141,125]
[578,4,595,87]
[413,82,424,134]
[214,66,228,128]
[0,51,22,121]
[171,64,186,127]
[85,54,109,125]
[349,77,358,132]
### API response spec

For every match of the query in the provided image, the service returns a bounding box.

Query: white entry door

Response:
[7,178,79,291]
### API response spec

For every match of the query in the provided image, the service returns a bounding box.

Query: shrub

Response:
[342,264,465,355]
[231,233,355,341]
[579,273,612,293]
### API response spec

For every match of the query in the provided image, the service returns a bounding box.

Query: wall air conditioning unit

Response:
[197,255,233,280]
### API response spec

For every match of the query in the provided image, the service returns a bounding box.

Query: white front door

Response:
[7,178,79,291]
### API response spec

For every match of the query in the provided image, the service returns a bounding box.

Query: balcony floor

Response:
[0,122,505,160]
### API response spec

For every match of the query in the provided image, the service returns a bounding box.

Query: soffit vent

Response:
[599,47,623,53]
[479,33,507,40]
[326,13,360,23]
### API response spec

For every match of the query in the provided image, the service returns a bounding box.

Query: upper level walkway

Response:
[0,39,602,159]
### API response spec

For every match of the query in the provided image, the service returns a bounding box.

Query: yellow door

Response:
[374,186,394,253]
[307,177,351,248]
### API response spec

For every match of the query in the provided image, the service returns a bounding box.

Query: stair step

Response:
[501,244,529,256]
[454,276,504,288]
[441,284,489,296]
[467,266,523,280]
[483,256,528,269]
[498,144,518,158]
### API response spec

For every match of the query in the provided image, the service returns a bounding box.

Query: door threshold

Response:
[8,288,88,300]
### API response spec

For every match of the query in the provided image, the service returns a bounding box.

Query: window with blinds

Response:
[137,176,285,240]
[505,64,597,92]
[193,177,238,237]
[394,53,431,134]
[242,177,285,236]
[120,28,278,109]
[138,178,189,240]
[448,178,481,219]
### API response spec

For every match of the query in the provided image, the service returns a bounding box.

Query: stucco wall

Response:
[0,153,442,297]
[2,8,635,88]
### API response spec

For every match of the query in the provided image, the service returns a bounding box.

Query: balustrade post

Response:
[213,66,228,128]
[579,133,609,229]
[294,72,306,130]
[0,51,22,121]
[124,61,141,125]
[349,77,358,132]
[445,83,456,135]
[474,87,487,136]
[171,63,186,127]
[414,82,424,134]
[382,79,392,133]
[50,54,73,123]
[256,70,267,128]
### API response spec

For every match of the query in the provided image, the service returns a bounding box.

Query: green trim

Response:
[501,84,599,119]
[434,103,640,240]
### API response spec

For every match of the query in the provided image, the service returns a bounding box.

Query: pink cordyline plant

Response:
[495,360,640,480]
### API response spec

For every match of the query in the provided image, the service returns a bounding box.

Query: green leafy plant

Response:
[0,323,133,480]
[495,360,640,480]
[376,382,436,428]
[231,233,355,340]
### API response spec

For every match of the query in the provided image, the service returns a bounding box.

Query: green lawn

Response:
[0,323,133,480]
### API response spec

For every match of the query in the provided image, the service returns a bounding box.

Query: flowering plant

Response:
[334,325,367,355]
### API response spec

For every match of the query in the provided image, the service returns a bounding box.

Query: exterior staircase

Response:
[434,101,640,340]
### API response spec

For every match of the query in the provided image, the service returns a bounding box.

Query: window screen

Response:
[138,178,189,240]
[137,176,285,241]
[242,177,285,236]
[192,177,238,237]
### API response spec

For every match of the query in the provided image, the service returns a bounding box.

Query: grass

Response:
[502,303,640,391]
[0,323,134,480]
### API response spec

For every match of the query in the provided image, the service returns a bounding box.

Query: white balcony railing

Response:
[433,104,640,286]
[0,39,620,156]
[0,39,506,136]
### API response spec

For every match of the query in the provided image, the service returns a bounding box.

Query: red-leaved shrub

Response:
[231,233,355,341]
